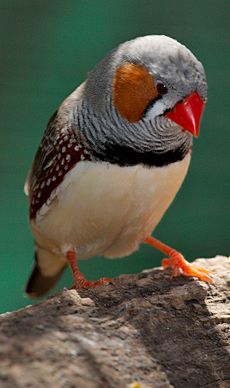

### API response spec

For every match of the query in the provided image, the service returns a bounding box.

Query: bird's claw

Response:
[162,253,213,283]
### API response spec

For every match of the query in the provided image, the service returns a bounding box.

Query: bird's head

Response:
[82,35,208,166]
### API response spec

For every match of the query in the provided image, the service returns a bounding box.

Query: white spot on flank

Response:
[46,178,51,186]
[46,198,51,206]
[57,154,61,160]
[50,190,56,200]
[58,171,62,176]
[52,176,56,181]
[80,154,85,161]
[62,146,66,153]
[66,154,71,162]
[56,164,60,171]
[64,135,68,141]
[41,181,45,189]
[64,165,69,170]
[74,145,80,151]
[37,191,41,198]
[61,159,65,166]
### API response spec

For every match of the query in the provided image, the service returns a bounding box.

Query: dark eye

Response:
[156,81,168,95]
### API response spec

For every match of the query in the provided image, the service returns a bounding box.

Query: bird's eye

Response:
[156,81,168,95]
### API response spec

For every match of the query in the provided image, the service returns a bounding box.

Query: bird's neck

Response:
[75,99,193,168]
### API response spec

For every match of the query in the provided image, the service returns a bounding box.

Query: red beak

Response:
[165,91,205,137]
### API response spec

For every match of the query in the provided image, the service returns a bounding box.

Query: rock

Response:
[0,256,229,388]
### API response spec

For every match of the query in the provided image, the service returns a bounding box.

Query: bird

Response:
[25,35,211,297]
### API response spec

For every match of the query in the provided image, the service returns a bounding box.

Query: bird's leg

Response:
[144,236,212,283]
[66,250,111,289]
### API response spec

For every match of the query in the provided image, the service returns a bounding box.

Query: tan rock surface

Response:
[0,256,229,388]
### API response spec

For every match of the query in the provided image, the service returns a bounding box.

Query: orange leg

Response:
[66,250,111,289]
[144,236,212,283]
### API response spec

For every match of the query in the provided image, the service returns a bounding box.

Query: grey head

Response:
[77,35,208,167]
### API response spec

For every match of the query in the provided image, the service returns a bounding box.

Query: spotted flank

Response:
[30,132,92,219]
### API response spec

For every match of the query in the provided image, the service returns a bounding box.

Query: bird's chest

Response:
[33,154,190,258]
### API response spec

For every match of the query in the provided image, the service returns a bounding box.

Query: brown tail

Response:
[25,248,67,298]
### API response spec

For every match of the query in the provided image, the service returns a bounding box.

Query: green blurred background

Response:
[0,0,229,313]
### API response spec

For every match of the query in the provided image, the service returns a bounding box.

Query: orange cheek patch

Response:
[113,63,158,122]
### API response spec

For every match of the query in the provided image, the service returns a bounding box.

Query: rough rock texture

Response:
[0,256,229,388]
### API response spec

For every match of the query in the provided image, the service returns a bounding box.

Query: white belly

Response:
[32,154,191,259]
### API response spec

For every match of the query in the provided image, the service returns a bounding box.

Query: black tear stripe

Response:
[92,142,191,168]
[141,95,162,118]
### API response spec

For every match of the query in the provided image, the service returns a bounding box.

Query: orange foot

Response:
[70,276,112,290]
[145,236,212,283]
[162,251,212,282]
[67,250,111,289]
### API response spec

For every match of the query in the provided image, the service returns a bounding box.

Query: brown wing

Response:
[25,109,92,219]
[25,110,59,195]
